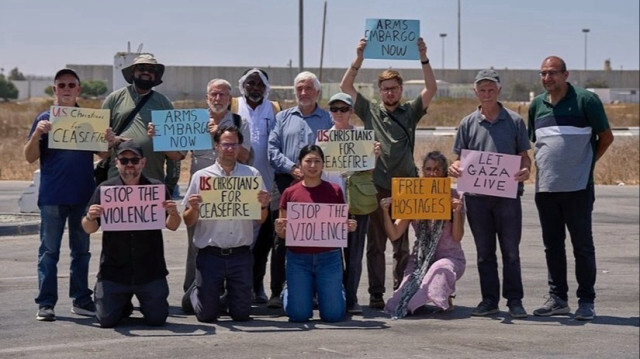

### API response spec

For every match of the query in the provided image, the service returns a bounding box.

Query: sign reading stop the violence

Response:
[285,202,349,248]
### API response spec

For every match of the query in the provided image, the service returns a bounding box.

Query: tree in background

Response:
[0,74,19,100]
[8,67,26,81]
[81,80,108,97]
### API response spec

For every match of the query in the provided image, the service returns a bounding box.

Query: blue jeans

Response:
[343,214,369,308]
[35,204,92,308]
[283,249,345,322]
[465,195,524,307]
[535,186,596,304]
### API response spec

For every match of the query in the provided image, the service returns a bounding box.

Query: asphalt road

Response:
[0,183,638,359]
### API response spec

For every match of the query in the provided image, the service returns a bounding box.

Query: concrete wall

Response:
[52,64,640,103]
[13,79,52,100]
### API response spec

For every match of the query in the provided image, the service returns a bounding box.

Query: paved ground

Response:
[0,182,638,359]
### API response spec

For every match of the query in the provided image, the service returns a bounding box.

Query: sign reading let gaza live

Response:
[151,109,211,151]
[316,129,375,171]
[48,106,110,151]
[363,19,420,60]
[456,149,521,199]
[392,177,451,220]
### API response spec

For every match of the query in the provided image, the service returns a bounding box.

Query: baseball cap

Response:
[474,69,500,84]
[54,68,80,82]
[116,141,144,157]
[328,92,353,107]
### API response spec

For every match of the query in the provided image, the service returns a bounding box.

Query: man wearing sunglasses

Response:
[340,37,437,310]
[25,68,115,322]
[102,54,181,184]
[82,141,181,328]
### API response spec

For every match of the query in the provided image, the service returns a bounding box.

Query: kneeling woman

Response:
[275,145,356,322]
[382,151,466,319]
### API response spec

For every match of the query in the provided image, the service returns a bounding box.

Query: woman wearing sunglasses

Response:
[321,92,380,315]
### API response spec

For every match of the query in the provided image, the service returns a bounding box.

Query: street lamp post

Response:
[582,28,590,71]
[439,33,447,72]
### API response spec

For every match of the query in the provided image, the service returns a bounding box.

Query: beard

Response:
[133,77,155,91]
[246,94,264,103]
[208,102,227,114]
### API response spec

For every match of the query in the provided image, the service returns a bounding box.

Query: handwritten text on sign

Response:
[199,176,263,220]
[48,106,109,151]
[392,177,451,220]
[100,185,166,231]
[151,109,211,151]
[316,129,375,171]
[457,149,521,198]
[286,202,349,248]
[363,19,420,60]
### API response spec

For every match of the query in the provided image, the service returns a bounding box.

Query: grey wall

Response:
[56,64,640,102]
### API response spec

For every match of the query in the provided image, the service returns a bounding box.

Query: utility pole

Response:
[457,0,461,70]
[299,0,304,73]
[319,1,327,81]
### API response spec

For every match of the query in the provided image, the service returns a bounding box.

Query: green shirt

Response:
[102,85,174,182]
[354,92,424,190]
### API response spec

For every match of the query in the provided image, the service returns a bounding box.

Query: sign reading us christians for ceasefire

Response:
[151,109,211,151]
[286,203,349,248]
[363,19,420,60]
[48,106,110,151]
[316,129,375,171]
[100,185,166,231]
[392,177,451,220]
[456,149,521,199]
[199,176,263,220]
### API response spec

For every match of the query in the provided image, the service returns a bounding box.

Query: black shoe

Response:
[253,287,268,304]
[508,303,528,318]
[471,301,499,316]
[122,302,134,320]
[267,295,283,309]
[369,294,385,309]
[36,306,56,322]
[71,301,96,317]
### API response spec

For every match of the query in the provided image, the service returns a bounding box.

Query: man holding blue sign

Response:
[340,34,437,310]
[448,69,531,319]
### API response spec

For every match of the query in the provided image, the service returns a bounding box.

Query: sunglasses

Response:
[56,83,77,89]
[329,106,350,113]
[117,157,141,165]
[136,65,157,73]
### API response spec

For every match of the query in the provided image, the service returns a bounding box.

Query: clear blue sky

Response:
[1,0,638,77]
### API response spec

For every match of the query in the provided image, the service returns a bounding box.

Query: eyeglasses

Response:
[219,143,239,150]
[56,83,77,89]
[136,65,156,73]
[539,71,562,77]
[380,86,400,93]
[329,106,350,113]
[117,157,141,165]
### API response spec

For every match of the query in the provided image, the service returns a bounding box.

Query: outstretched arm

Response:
[417,37,437,111]
[340,38,367,102]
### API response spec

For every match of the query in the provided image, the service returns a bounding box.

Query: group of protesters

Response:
[26,36,612,327]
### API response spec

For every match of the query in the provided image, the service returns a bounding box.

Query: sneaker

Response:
[508,303,528,318]
[36,306,56,322]
[471,301,499,316]
[574,302,595,321]
[267,295,283,309]
[71,301,96,317]
[347,303,363,315]
[533,295,571,317]
[369,294,385,309]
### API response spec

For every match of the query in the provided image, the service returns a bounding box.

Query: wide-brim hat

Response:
[121,54,165,87]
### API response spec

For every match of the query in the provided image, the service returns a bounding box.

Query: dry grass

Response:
[1,99,637,185]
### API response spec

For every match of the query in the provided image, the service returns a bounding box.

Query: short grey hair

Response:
[293,71,321,91]
[206,79,232,94]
